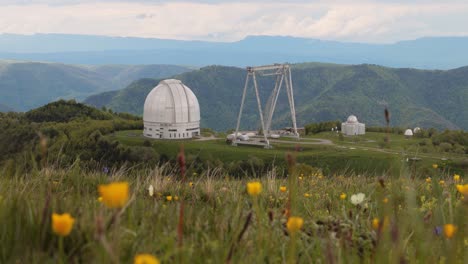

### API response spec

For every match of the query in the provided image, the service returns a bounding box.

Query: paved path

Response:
[194,135,334,145]
[194,135,217,141]
[192,135,449,160]
[270,138,333,145]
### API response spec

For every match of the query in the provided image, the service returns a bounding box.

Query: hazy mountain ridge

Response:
[84,63,468,131]
[0,61,191,111]
[1,34,468,69]
[0,103,13,112]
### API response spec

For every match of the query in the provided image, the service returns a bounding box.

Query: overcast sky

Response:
[1,0,467,43]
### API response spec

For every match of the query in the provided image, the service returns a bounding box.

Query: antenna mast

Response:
[233,63,298,148]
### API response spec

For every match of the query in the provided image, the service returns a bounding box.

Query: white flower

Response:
[148,184,154,197]
[350,193,365,205]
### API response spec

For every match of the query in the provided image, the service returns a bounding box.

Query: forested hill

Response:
[0,61,191,111]
[85,63,468,131]
[0,100,146,169]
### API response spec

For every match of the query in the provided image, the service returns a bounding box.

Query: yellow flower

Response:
[189,182,194,187]
[432,164,438,169]
[453,174,460,183]
[279,186,287,193]
[52,213,75,237]
[456,184,468,196]
[134,254,160,264]
[304,193,310,198]
[425,177,432,183]
[439,180,445,186]
[247,182,262,196]
[383,198,389,204]
[298,176,303,180]
[372,217,389,230]
[98,196,103,202]
[287,216,304,233]
[166,195,173,201]
[372,218,380,230]
[98,182,129,209]
[339,193,347,200]
[443,224,456,239]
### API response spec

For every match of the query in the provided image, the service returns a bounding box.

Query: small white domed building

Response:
[143,79,200,139]
[404,129,413,138]
[341,115,365,136]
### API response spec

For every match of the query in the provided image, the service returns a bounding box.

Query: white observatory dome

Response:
[143,79,200,139]
[404,129,413,136]
[347,115,358,123]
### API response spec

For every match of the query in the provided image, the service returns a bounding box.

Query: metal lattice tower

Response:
[232,63,298,148]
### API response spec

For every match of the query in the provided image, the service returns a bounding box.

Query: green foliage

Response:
[304,120,341,135]
[0,101,146,172]
[25,99,115,122]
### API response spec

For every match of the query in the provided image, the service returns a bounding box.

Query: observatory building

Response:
[143,79,200,139]
[341,115,365,136]
[404,129,414,138]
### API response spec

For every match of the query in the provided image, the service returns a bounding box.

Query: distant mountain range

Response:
[0,60,191,111]
[1,34,468,69]
[84,63,468,131]
[0,103,13,112]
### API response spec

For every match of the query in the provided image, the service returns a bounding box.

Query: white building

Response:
[143,79,200,139]
[341,115,365,136]
[404,129,413,137]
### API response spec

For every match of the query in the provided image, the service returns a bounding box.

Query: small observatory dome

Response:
[347,115,358,123]
[413,127,421,133]
[404,129,414,137]
[143,79,200,139]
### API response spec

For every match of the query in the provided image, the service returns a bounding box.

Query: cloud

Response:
[0,1,467,43]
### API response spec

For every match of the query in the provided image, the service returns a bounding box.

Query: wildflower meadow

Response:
[0,151,466,264]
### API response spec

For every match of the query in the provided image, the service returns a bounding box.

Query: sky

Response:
[1,0,467,43]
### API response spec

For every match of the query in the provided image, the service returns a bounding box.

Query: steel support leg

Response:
[252,72,270,148]
[233,73,250,146]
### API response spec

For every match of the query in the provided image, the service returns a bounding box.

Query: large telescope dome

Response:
[143,79,200,139]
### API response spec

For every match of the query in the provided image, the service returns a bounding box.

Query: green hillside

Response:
[0,100,145,169]
[84,63,468,131]
[0,60,191,111]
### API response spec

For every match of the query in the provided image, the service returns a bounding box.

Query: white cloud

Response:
[0,1,467,43]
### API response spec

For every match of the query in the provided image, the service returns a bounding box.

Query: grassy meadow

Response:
[0,157,467,263]
[111,130,467,176]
